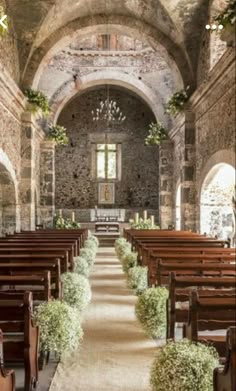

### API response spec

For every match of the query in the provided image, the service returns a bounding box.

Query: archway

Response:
[175,184,181,230]
[0,162,17,236]
[200,163,235,240]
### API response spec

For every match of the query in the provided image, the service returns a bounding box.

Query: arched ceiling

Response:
[6,0,210,87]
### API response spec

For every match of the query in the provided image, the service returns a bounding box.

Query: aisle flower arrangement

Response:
[150,339,219,391]
[135,287,168,338]
[127,266,148,295]
[61,272,92,312]
[121,251,138,274]
[74,256,90,278]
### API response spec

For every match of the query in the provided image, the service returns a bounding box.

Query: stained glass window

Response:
[96,144,117,179]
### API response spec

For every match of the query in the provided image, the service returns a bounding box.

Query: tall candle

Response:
[72,212,75,222]
[150,215,155,228]
[59,209,62,217]
[134,212,139,224]
[143,210,147,220]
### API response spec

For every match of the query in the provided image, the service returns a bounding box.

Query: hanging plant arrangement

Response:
[165,86,190,117]
[48,124,69,145]
[214,0,236,29]
[0,7,8,36]
[24,88,50,115]
[144,122,168,146]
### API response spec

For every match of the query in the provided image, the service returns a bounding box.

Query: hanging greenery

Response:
[214,0,236,28]
[54,215,81,229]
[48,124,69,146]
[0,6,8,36]
[144,122,168,146]
[24,88,50,115]
[165,86,190,117]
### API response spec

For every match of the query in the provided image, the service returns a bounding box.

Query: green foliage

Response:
[214,0,236,27]
[61,272,91,312]
[74,256,90,278]
[135,287,168,338]
[24,88,50,115]
[150,339,219,391]
[165,86,190,117]
[145,122,168,146]
[54,215,81,229]
[34,300,83,354]
[79,248,96,267]
[48,124,69,145]
[121,251,138,274]
[127,266,148,295]
[131,218,160,230]
[0,6,8,36]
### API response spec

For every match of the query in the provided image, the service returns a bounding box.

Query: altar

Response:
[90,208,125,222]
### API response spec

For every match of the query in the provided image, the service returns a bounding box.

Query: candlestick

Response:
[143,210,147,220]
[59,209,62,217]
[134,212,139,224]
[72,212,75,222]
[150,215,155,228]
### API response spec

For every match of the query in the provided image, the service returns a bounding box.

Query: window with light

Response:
[96,144,117,179]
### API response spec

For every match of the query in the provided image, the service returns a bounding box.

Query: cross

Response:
[0,14,7,30]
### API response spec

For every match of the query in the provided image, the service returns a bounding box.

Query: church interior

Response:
[0,0,235,390]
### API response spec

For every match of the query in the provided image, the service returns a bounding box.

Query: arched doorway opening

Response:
[200,163,235,240]
[176,185,181,230]
[0,162,17,236]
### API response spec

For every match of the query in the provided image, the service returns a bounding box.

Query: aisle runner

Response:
[50,248,157,391]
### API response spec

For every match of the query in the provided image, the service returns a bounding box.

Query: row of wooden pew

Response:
[124,228,236,391]
[0,228,88,391]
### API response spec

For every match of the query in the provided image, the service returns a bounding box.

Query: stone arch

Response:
[199,150,236,240]
[50,70,167,126]
[21,15,194,90]
[0,149,20,235]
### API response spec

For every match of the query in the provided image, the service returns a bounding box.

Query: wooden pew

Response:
[183,290,236,357]
[0,329,15,391]
[0,261,61,299]
[213,327,236,391]
[167,273,236,339]
[0,272,51,302]
[0,254,69,273]
[0,292,39,391]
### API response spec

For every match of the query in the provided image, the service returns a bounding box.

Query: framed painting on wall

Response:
[98,183,115,204]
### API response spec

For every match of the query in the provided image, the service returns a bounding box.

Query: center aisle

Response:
[50,247,157,391]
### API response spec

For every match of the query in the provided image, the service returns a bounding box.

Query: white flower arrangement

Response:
[115,238,132,261]
[61,272,92,312]
[135,287,168,338]
[84,239,98,254]
[121,251,138,274]
[88,233,99,247]
[74,256,90,278]
[80,248,96,267]
[150,339,219,391]
[34,300,83,355]
[127,266,148,295]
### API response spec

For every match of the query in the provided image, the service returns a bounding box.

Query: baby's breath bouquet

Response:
[84,238,98,254]
[88,232,99,247]
[145,122,168,146]
[74,256,90,278]
[79,248,96,267]
[61,272,91,312]
[127,266,148,295]
[135,287,168,338]
[24,88,50,115]
[34,300,83,355]
[115,238,132,261]
[165,86,190,117]
[150,339,219,391]
[121,251,138,274]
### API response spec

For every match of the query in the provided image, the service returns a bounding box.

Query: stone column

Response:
[181,110,197,231]
[40,141,55,228]
[159,140,174,228]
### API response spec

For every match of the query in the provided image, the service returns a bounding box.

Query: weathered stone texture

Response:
[55,86,159,215]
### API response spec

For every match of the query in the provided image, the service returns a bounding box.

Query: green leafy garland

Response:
[145,122,168,146]
[48,124,69,146]
[24,88,50,115]
[0,6,8,36]
[165,86,190,117]
[214,0,236,28]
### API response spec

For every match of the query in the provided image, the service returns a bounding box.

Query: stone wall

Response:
[55,86,159,220]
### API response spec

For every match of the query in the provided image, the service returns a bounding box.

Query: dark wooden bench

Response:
[0,329,15,391]
[213,326,236,391]
[167,273,236,339]
[183,290,236,357]
[0,254,69,273]
[0,291,39,391]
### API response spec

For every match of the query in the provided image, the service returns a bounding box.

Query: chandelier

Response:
[91,97,126,122]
